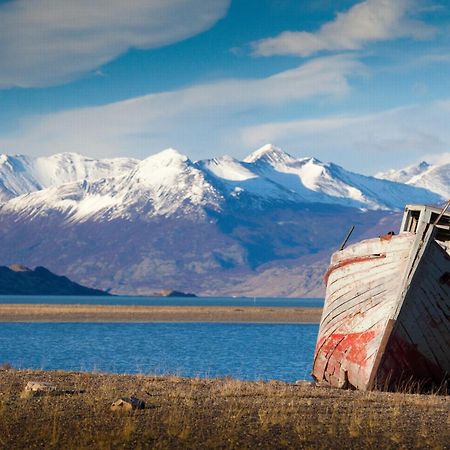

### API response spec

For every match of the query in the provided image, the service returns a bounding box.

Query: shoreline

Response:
[0,304,322,323]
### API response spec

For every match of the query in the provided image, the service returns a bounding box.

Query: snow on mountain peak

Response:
[375,160,431,184]
[243,144,297,165]
[0,146,445,223]
[142,148,188,166]
[0,151,138,202]
[31,152,138,188]
[131,149,189,182]
[376,159,450,198]
[0,154,41,201]
[247,152,369,205]
[199,155,257,182]
[104,148,223,219]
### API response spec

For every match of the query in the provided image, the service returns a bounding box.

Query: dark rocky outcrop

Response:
[0,265,110,296]
[156,289,197,298]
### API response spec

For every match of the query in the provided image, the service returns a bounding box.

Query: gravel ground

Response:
[0,369,448,449]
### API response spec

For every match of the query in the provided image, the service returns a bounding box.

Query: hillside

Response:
[0,265,110,296]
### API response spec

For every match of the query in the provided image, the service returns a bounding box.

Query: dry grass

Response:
[0,304,322,323]
[0,369,448,449]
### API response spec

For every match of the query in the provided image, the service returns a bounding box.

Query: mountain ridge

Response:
[0,145,445,297]
[0,146,444,223]
[0,152,138,202]
[376,159,450,199]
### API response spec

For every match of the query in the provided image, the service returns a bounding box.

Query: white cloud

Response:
[252,0,435,57]
[424,152,450,164]
[0,55,361,158]
[240,101,450,173]
[0,0,230,88]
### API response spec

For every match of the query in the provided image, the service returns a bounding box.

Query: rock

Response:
[21,381,57,398]
[295,380,315,387]
[156,289,197,297]
[111,396,145,412]
[24,381,57,392]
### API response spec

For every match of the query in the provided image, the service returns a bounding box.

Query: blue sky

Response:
[1,0,450,173]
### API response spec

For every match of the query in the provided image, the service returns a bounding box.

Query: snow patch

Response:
[376,160,450,198]
[0,145,445,223]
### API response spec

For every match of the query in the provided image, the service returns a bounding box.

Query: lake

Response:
[0,322,319,382]
[0,295,323,307]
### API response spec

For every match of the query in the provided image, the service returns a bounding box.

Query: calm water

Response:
[0,295,323,307]
[0,323,318,382]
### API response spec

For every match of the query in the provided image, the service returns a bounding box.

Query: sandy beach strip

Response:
[0,304,322,323]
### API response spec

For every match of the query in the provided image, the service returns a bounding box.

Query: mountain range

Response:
[0,145,446,296]
[376,160,450,199]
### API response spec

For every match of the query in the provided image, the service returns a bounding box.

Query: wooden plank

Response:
[313,214,450,391]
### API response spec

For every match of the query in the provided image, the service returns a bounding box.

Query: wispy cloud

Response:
[0,55,361,159]
[240,100,450,173]
[251,0,435,57]
[423,152,450,164]
[0,0,230,88]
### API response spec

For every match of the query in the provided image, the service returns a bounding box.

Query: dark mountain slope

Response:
[0,204,401,296]
[0,265,110,295]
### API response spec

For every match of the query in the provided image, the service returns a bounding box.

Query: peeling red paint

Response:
[312,330,379,389]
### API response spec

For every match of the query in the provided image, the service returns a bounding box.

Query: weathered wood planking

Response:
[376,237,450,387]
[312,234,416,390]
[312,203,450,391]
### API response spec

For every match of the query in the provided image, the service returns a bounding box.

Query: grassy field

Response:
[0,368,448,449]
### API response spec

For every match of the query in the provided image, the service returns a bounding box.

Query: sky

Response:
[1,0,450,174]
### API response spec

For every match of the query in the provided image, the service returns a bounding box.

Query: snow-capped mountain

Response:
[0,145,442,223]
[1,149,223,222]
[240,145,441,210]
[0,152,138,202]
[0,145,444,297]
[376,160,450,199]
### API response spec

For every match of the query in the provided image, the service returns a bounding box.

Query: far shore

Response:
[0,304,322,323]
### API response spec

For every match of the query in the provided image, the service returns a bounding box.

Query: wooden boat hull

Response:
[312,228,450,390]
[375,235,450,388]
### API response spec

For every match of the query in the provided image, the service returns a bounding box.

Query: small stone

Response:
[21,381,57,398]
[111,396,145,412]
[25,381,57,392]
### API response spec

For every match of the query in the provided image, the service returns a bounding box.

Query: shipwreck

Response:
[312,202,450,390]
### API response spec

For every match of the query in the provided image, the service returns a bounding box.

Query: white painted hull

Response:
[312,227,450,390]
